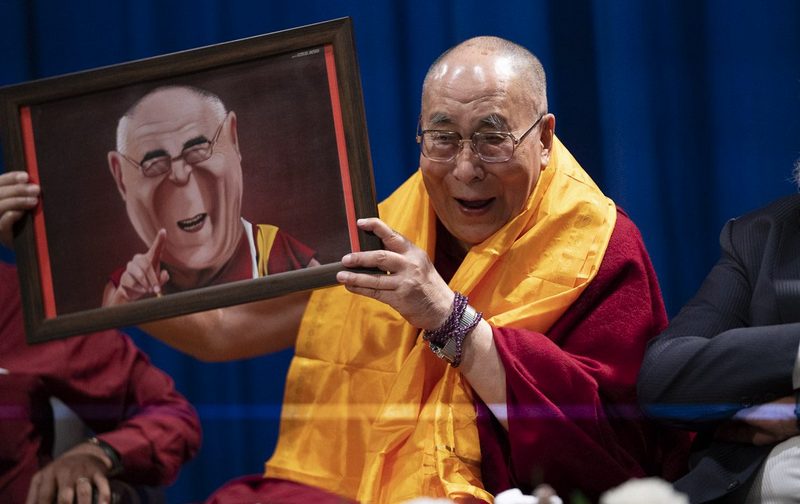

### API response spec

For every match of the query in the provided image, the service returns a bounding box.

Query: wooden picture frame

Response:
[0,17,380,343]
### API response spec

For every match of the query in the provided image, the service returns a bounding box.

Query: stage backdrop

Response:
[2,0,799,501]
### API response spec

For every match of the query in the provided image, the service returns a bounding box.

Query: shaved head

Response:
[116,86,227,153]
[422,36,548,116]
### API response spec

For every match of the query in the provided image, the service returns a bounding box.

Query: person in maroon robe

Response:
[0,172,200,504]
[140,37,690,502]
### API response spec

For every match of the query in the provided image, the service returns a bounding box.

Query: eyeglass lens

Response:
[141,143,214,177]
[421,131,516,162]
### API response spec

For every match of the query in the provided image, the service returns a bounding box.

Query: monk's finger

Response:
[336,269,401,291]
[0,171,39,196]
[0,179,40,216]
[25,470,44,504]
[0,192,39,213]
[145,229,167,267]
[143,230,167,294]
[0,170,29,188]
[341,249,403,274]
[91,472,110,504]
[356,218,409,253]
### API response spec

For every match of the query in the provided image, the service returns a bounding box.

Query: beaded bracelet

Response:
[423,292,469,346]
[450,306,483,367]
[424,292,483,368]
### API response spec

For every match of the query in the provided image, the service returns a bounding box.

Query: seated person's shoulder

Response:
[737,193,800,221]
[723,193,800,245]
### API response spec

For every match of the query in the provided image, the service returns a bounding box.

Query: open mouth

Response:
[177,213,207,232]
[456,198,494,210]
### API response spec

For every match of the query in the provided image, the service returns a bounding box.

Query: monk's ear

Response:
[539,113,555,167]
[227,111,241,161]
[108,152,128,201]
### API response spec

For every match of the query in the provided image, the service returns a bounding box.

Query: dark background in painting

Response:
[28,47,349,315]
[2,1,800,502]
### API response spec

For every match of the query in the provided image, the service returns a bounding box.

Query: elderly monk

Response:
[137,36,688,502]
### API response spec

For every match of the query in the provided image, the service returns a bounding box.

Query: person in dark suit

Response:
[637,174,800,502]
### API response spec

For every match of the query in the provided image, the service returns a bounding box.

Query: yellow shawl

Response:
[265,137,616,502]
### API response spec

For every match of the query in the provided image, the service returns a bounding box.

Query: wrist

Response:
[423,292,468,342]
[87,436,124,476]
[423,292,483,368]
[429,290,456,331]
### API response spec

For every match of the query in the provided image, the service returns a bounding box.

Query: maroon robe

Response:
[205,209,690,503]
[0,262,201,501]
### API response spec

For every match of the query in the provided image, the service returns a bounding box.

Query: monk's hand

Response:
[25,442,113,504]
[714,395,800,446]
[104,229,170,306]
[336,218,454,330]
[0,171,40,249]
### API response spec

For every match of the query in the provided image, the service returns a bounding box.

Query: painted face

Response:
[420,51,552,248]
[109,88,243,275]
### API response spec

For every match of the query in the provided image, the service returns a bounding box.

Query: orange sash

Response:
[265,137,616,502]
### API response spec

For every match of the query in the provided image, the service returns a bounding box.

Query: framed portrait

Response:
[0,17,381,343]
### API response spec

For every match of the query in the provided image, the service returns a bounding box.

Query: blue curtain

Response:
[2,1,799,501]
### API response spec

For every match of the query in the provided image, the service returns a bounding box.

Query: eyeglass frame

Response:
[117,112,229,178]
[416,113,546,164]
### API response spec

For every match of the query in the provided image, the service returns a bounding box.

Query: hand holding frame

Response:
[336,217,455,331]
[0,171,40,249]
[335,217,510,428]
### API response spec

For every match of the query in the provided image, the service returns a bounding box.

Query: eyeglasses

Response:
[119,113,228,178]
[416,114,545,163]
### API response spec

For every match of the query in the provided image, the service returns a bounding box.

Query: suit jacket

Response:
[637,194,800,503]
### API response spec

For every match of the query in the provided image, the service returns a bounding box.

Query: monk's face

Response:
[419,49,552,248]
[108,88,243,273]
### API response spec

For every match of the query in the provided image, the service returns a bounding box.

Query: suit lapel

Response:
[774,208,800,324]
